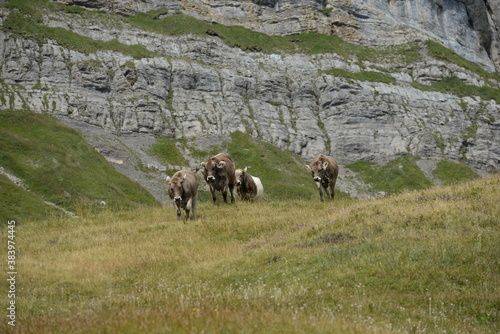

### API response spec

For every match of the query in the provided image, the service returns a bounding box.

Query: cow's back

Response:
[252,176,264,199]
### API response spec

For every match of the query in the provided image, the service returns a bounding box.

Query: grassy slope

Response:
[347,156,433,194]
[3,175,498,333]
[0,110,160,220]
[433,159,481,185]
[0,173,64,221]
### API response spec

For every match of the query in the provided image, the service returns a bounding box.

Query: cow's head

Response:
[201,160,226,183]
[235,167,248,186]
[307,160,330,183]
[167,173,187,202]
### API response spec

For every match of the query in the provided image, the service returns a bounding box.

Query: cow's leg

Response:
[329,181,336,201]
[222,186,228,203]
[191,197,197,220]
[229,184,235,203]
[323,183,334,201]
[316,182,324,202]
[209,185,217,205]
[323,184,330,201]
[186,198,194,220]
[175,203,182,221]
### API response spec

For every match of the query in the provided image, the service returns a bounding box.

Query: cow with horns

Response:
[307,155,339,202]
[166,170,199,221]
[235,167,264,201]
[201,153,236,205]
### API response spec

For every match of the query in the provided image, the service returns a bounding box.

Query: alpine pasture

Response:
[2,175,499,333]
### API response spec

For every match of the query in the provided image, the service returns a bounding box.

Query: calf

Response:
[201,153,236,204]
[166,170,199,221]
[307,155,339,202]
[235,167,264,201]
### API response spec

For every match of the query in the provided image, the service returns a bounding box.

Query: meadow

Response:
[0,110,160,221]
[1,175,498,333]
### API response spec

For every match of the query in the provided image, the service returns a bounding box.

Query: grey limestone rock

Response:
[55,0,500,72]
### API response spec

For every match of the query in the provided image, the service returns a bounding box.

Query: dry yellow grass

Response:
[2,176,499,333]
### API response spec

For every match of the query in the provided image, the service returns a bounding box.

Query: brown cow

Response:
[235,167,264,201]
[307,155,339,202]
[166,170,199,221]
[201,153,236,204]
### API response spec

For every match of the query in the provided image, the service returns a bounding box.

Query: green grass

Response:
[123,9,367,56]
[0,109,160,218]
[0,173,64,221]
[148,137,189,168]
[433,159,480,185]
[123,9,424,68]
[321,68,396,84]
[413,41,500,103]
[347,156,433,194]
[2,0,157,59]
[413,76,500,104]
[122,10,423,68]
[3,175,499,333]
[124,12,417,65]
[426,40,500,81]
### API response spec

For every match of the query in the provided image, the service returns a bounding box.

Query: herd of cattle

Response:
[166,153,339,221]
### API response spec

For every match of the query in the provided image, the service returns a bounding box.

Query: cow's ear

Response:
[200,162,206,167]
[217,161,226,168]
[322,161,329,170]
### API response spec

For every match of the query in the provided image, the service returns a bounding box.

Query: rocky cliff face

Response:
[55,0,500,73]
[1,0,499,200]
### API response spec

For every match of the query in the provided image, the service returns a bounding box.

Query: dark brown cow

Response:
[201,153,236,204]
[307,155,339,202]
[166,170,199,221]
[235,167,264,201]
